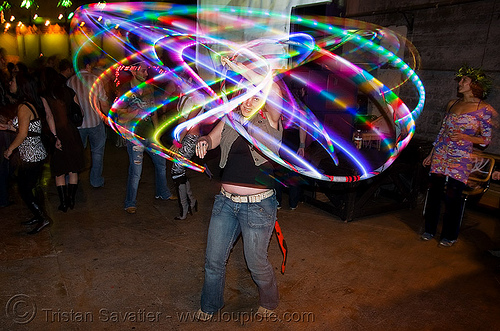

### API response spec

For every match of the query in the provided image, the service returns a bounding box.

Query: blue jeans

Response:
[125,141,171,208]
[79,122,106,187]
[201,192,279,313]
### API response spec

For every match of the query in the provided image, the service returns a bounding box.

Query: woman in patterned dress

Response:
[1,74,60,234]
[422,65,494,246]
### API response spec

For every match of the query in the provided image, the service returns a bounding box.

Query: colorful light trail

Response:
[70,2,425,182]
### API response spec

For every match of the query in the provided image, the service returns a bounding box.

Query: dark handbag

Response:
[69,101,84,127]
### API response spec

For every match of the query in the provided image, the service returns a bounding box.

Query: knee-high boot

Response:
[185,180,197,213]
[27,202,50,234]
[67,183,78,210]
[57,185,68,212]
[174,183,190,220]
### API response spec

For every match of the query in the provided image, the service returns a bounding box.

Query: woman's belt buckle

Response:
[221,188,273,203]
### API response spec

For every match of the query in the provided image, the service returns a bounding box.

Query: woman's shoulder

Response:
[480,101,495,113]
[445,99,460,112]
[17,102,31,112]
[448,99,493,116]
[16,103,34,119]
[468,101,495,118]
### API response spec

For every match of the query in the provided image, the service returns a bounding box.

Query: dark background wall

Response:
[345,0,500,154]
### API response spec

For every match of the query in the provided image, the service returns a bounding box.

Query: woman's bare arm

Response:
[42,97,62,150]
[4,105,30,159]
[195,120,225,159]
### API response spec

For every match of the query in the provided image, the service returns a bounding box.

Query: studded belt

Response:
[220,187,274,203]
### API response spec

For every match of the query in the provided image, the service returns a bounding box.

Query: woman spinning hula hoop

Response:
[195,55,283,319]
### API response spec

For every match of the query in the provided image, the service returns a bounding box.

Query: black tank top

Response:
[221,136,274,188]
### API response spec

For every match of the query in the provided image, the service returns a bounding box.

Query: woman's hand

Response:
[3,148,12,160]
[221,56,237,69]
[450,130,488,145]
[221,56,247,74]
[196,139,209,159]
[0,121,15,131]
[221,56,230,66]
[55,138,62,151]
[170,144,179,153]
[450,132,467,142]
[296,147,305,158]
[422,153,432,167]
[170,140,182,153]
[492,171,500,181]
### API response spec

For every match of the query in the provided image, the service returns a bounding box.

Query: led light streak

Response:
[70,3,425,182]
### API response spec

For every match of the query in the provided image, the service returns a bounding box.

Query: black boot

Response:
[57,185,68,212]
[67,183,78,210]
[27,219,50,234]
[174,206,189,220]
[27,202,50,234]
[21,217,39,225]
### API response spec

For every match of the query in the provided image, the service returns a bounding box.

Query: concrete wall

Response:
[199,0,500,153]
[0,32,71,66]
[346,0,500,154]
[197,2,330,59]
[197,0,330,95]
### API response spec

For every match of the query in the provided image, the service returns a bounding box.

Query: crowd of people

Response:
[0,50,64,234]
[0,51,184,233]
[1,46,499,317]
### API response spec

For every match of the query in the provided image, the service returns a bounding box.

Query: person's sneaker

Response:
[155,195,178,201]
[0,200,14,208]
[420,232,434,241]
[125,206,137,214]
[290,206,297,211]
[195,309,213,321]
[439,238,457,247]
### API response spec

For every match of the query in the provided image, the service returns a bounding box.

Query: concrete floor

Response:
[1,140,500,331]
